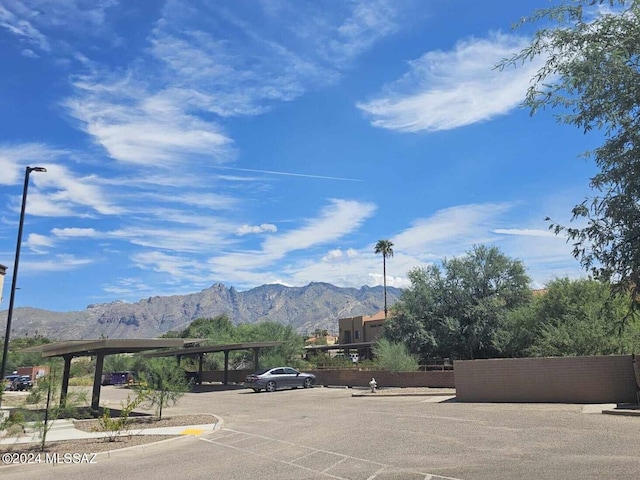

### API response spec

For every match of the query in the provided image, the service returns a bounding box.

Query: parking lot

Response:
[3,385,640,479]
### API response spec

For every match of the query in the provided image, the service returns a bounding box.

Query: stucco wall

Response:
[310,369,454,388]
[454,355,639,403]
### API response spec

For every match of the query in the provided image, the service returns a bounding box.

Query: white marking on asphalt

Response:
[198,436,348,480]
[199,428,467,480]
[361,410,481,423]
[322,457,347,473]
[366,465,387,480]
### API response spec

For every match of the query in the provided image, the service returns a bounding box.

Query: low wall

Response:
[454,355,639,403]
[197,370,252,383]
[193,369,454,388]
[309,369,455,388]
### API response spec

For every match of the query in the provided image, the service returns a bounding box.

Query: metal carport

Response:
[143,341,283,386]
[21,339,197,410]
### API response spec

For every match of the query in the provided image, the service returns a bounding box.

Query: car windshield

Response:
[253,368,271,375]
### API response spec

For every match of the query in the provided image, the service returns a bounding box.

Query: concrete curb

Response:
[0,413,223,445]
[601,409,640,417]
[352,392,456,397]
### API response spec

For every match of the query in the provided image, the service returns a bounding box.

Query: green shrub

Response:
[373,338,419,372]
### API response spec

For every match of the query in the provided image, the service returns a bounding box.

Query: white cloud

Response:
[0,4,50,52]
[0,144,67,185]
[25,233,54,253]
[0,1,118,55]
[392,203,513,257]
[322,247,359,262]
[21,254,93,273]
[52,227,99,238]
[131,250,207,282]
[65,79,234,167]
[236,224,278,236]
[357,32,544,132]
[208,199,376,272]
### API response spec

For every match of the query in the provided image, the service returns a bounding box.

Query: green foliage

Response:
[499,0,640,300]
[385,245,531,360]
[21,363,88,451]
[497,278,640,357]
[0,336,51,373]
[69,358,94,378]
[104,354,135,373]
[136,358,188,420]
[181,314,235,341]
[373,338,419,372]
[236,321,304,368]
[175,315,304,370]
[94,390,146,442]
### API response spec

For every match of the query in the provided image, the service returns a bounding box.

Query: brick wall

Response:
[455,355,638,403]
[309,369,455,388]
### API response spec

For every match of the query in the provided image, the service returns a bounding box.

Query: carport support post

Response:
[59,355,72,408]
[223,349,229,385]
[253,347,259,371]
[91,353,105,411]
[198,354,203,385]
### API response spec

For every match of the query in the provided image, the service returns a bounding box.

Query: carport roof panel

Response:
[20,338,196,357]
[142,341,283,357]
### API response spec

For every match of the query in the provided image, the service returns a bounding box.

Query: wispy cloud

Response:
[21,254,93,273]
[149,0,405,118]
[65,77,234,168]
[357,32,543,132]
[207,199,376,274]
[0,1,118,56]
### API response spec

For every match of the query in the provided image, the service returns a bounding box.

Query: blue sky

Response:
[0,0,603,312]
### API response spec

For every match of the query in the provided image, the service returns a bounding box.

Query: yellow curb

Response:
[180,428,205,435]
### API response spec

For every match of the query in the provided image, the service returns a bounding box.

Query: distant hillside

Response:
[0,282,402,340]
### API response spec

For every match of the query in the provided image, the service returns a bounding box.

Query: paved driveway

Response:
[2,386,639,479]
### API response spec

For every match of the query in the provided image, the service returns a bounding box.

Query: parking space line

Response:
[322,456,347,473]
[201,428,467,480]
[366,466,387,480]
[198,437,350,480]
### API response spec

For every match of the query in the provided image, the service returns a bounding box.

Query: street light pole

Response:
[0,166,46,403]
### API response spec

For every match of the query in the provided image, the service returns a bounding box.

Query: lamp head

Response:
[28,167,47,173]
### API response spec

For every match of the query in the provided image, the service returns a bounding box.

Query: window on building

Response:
[355,330,360,340]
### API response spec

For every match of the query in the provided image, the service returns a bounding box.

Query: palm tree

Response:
[374,239,394,318]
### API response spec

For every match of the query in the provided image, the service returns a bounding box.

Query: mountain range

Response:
[0,282,402,340]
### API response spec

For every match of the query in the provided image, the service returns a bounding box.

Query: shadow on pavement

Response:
[190,384,246,393]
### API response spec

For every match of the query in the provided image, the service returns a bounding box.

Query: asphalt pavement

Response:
[1,385,640,480]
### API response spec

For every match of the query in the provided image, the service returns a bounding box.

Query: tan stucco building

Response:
[338,310,386,344]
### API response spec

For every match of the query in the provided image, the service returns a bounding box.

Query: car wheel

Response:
[303,378,312,389]
[252,388,261,393]
[266,381,276,392]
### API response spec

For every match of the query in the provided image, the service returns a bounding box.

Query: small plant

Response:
[94,390,146,442]
[136,358,188,420]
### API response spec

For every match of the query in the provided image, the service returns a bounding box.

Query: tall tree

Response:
[385,245,531,360]
[498,1,640,304]
[495,278,640,357]
[374,239,395,318]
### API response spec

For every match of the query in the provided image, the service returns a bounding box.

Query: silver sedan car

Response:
[245,367,316,393]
